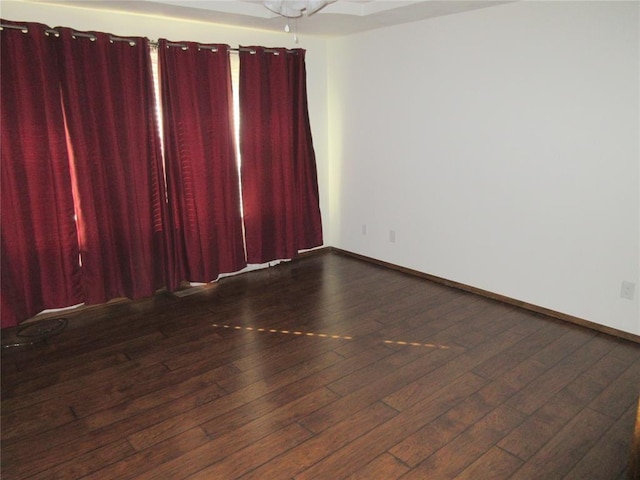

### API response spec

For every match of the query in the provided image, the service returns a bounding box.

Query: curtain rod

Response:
[1,22,136,44]
[1,23,299,54]
[151,41,298,54]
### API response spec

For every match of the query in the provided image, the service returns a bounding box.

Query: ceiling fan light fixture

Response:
[263,0,334,18]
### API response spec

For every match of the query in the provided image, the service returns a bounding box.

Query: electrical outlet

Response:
[389,230,396,243]
[620,281,635,300]
[361,224,367,235]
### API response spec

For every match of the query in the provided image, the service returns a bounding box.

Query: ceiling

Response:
[25,0,513,36]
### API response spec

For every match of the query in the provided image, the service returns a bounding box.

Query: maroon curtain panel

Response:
[1,21,83,328]
[239,47,322,264]
[287,50,324,253]
[158,40,246,284]
[55,28,168,305]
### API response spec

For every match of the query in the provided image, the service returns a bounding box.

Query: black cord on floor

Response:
[1,317,68,349]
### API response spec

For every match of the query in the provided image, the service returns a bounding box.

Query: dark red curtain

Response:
[287,50,324,254]
[239,47,322,264]
[1,22,324,328]
[158,40,246,285]
[55,28,168,305]
[1,21,83,328]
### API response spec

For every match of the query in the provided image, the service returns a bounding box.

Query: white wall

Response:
[327,1,640,335]
[0,0,331,247]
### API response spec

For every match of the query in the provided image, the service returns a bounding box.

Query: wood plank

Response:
[84,365,234,430]
[382,321,534,412]
[589,358,640,420]
[1,353,130,408]
[563,401,636,480]
[238,402,399,480]
[325,346,436,397]
[344,453,410,480]
[471,318,566,380]
[20,440,135,480]
[1,398,76,440]
[127,351,342,451]
[80,428,210,480]
[2,332,165,398]
[505,333,615,415]
[294,372,488,479]
[389,379,517,466]
[399,404,527,479]
[509,407,615,479]
[298,346,460,434]
[498,372,612,461]
[454,446,523,480]
[134,387,339,480]
[185,423,313,479]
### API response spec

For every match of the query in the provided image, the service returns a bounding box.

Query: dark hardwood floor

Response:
[2,251,639,479]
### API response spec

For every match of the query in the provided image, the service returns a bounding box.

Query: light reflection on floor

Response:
[212,323,450,349]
